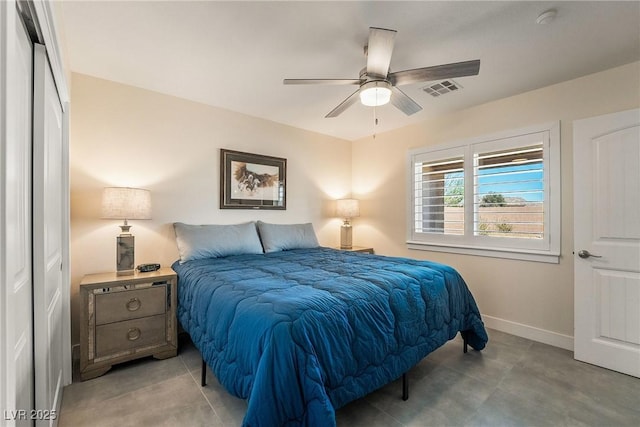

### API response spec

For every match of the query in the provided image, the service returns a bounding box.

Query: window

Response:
[408,122,560,263]
[414,154,464,235]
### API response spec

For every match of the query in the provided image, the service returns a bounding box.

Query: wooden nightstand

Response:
[334,246,374,254]
[79,267,178,381]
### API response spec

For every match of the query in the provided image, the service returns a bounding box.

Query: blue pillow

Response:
[256,221,319,253]
[173,222,263,263]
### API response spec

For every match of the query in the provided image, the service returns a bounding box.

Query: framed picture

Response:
[220,149,286,209]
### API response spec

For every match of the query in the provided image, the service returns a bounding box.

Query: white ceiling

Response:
[59,1,640,141]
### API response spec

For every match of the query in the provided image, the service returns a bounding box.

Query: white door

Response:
[574,108,640,378]
[3,8,35,426]
[33,43,65,424]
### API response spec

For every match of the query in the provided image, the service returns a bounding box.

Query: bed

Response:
[172,222,487,427]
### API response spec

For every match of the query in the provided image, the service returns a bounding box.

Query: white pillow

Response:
[256,221,319,253]
[173,222,263,263]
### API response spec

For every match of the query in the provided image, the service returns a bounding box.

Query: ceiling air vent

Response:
[423,80,462,97]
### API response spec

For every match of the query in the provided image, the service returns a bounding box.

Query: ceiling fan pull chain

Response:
[373,106,378,139]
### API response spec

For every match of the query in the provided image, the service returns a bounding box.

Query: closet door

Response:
[3,7,34,425]
[33,43,64,424]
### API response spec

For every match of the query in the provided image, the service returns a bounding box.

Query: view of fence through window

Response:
[415,143,544,239]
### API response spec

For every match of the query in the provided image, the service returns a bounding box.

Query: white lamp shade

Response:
[336,199,360,218]
[101,187,152,220]
[359,81,392,107]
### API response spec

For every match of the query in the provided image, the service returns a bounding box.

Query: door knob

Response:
[578,250,602,259]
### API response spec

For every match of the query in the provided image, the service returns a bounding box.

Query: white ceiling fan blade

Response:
[283,79,361,85]
[366,27,397,78]
[391,87,422,116]
[325,89,361,118]
[389,60,480,86]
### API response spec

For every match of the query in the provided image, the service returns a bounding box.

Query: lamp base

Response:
[116,235,135,276]
[116,270,134,276]
[340,224,353,250]
[116,268,135,276]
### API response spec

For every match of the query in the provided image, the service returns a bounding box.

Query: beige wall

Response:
[70,62,640,349]
[69,73,352,346]
[351,61,640,340]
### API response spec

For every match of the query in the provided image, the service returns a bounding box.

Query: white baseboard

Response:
[482,314,574,351]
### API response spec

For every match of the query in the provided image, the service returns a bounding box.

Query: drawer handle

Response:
[126,297,141,311]
[127,327,141,341]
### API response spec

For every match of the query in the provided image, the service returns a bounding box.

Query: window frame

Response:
[407,121,561,263]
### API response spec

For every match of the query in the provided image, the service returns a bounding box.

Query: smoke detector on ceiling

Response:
[536,9,557,25]
[423,80,463,97]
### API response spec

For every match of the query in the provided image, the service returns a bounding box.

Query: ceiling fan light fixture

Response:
[359,81,392,106]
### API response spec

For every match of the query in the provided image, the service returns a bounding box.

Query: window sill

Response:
[406,241,560,264]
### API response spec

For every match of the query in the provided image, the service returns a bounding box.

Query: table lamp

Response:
[336,198,360,249]
[101,187,151,275]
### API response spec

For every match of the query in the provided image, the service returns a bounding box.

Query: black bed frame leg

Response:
[402,373,409,401]
[462,331,468,354]
[201,358,207,387]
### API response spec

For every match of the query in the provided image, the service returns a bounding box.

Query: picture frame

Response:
[220,149,287,209]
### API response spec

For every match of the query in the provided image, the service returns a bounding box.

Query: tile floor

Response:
[58,329,640,426]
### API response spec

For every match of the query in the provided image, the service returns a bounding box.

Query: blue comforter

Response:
[173,248,487,426]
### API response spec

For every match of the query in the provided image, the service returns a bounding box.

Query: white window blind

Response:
[474,144,544,239]
[414,156,464,235]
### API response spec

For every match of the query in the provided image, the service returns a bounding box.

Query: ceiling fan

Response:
[283,27,480,118]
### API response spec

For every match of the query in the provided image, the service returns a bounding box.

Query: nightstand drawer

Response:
[95,286,166,325]
[95,314,166,358]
